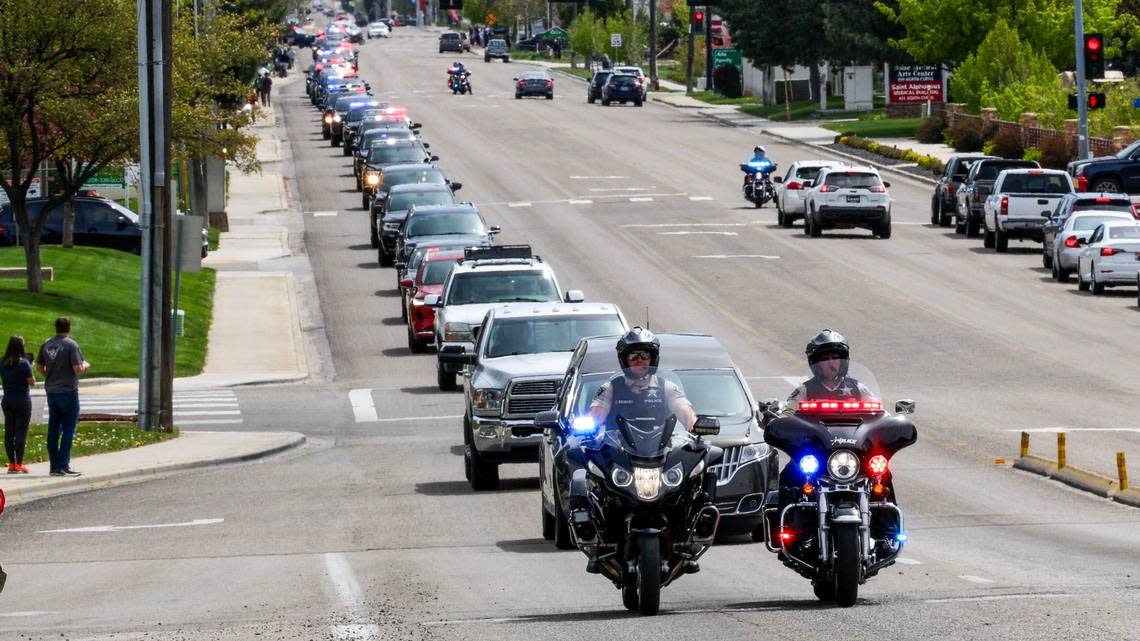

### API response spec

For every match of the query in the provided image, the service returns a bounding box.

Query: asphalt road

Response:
[2,25,1139,641]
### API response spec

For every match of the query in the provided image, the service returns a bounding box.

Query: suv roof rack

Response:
[462,245,533,263]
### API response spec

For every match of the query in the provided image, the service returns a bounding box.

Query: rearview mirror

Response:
[1077,237,1088,246]
[692,415,720,437]
[449,181,463,191]
[399,277,413,288]
[488,225,501,234]
[882,182,891,189]
[564,289,584,303]
[534,410,560,429]
[772,176,783,184]
[430,155,439,161]
[757,398,782,414]
[424,294,441,307]
[894,399,915,415]
[422,143,430,149]
[411,122,422,129]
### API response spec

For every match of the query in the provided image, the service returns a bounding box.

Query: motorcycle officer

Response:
[587,327,696,432]
[740,145,777,197]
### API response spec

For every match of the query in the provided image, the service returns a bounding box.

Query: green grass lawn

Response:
[20,422,179,464]
[208,226,220,251]
[554,66,592,81]
[822,117,924,139]
[0,245,216,378]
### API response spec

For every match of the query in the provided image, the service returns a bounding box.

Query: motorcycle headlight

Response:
[827,450,860,482]
[611,466,633,487]
[366,173,380,186]
[662,463,684,488]
[333,114,341,122]
[443,321,471,342]
[472,388,503,412]
[383,222,400,231]
[633,466,662,500]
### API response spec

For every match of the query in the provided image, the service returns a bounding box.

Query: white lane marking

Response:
[325,553,379,641]
[570,175,628,179]
[689,196,714,201]
[925,593,1070,604]
[40,518,224,534]
[0,612,58,618]
[781,376,803,388]
[176,419,245,425]
[349,388,379,423]
[1009,427,1140,433]
[507,202,532,208]
[568,199,593,204]
[895,557,922,565]
[745,375,807,381]
[630,197,655,203]
[373,414,463,423]
[622,223,750,228]
[659,231,737,236]
[312,211,338,217]
[424,616,529,626]
[893,221,926,225]
[589,187,654,192]
[959,575,995,584]
[167,410,242,416]
[70,402,239,409]
[693,254,780,259]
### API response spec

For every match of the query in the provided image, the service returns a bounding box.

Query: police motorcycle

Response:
[740,147,777,208]
[536,368,723,616]
[447,65,472,95]
[759,361,917,607]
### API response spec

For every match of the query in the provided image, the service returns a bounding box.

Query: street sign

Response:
[610,33,622,48]
[711,48,742,93]
[888,64,944,104]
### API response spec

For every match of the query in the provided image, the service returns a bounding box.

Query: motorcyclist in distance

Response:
[587,327,696,432]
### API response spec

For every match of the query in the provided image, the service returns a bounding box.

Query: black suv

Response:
[931,154,993,227]
[372,183,457,265]
[1068,139,1140,194]
[587,71,610,104]
[601,74,642,107]
[439,32,468,53]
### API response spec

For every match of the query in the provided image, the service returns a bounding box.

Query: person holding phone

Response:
[1,336,35,473]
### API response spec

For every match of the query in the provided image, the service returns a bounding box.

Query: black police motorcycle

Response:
[548,369,723,616]
[759,361,917,607]
[740,163,777,208]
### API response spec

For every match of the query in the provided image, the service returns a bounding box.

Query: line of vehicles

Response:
[931,154,1140,305]
[770,160,895,238]
[299,23,921,615]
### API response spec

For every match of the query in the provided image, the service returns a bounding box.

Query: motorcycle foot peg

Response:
[683,560,701,574]
[585,559,601,574]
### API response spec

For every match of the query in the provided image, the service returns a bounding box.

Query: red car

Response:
[401,249,463,352]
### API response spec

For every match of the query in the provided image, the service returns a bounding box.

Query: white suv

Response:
[774,160,846,228]
[804,166,892,238]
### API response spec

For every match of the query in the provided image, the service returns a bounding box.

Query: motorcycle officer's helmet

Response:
[805,329,849,378]
[754,145,766,157]
[616,326,660,378]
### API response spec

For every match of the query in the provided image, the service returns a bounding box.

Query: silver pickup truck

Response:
[983,168,1074,252]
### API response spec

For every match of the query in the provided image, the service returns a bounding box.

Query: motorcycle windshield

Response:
[787,359,882,414]
[587,368,695,461]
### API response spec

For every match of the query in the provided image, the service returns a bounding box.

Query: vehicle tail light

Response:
[1000,196,1009,216]
[1132,204,1139,220]
[324,114,333,123]
[779,529,795,544]
[518,80,525,86]
[1101,247,1121,256]
[546,79,553,87]
[1064,236,1080,248]
[948,181,956,193]
[872,482,885,497]
[818,184,833,193]
[607,84,616,89]
[869,185,886,193]
[787,181,802,190]
[868,455,888,476]
[1095,197,1112,203]
[1077,176,1089,191]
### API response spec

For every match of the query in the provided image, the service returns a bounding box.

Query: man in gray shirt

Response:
[36,317,89,476]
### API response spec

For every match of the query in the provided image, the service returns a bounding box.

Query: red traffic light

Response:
[1088,92,1106,110]
[693,10,704,29]
[1087,36,1102,51]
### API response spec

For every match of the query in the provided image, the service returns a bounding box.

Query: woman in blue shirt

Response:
[1,336,35,473]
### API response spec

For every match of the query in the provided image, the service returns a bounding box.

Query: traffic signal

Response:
[1084,33,1105,79]
[1088,92,1106,110]
[693,10,704,32]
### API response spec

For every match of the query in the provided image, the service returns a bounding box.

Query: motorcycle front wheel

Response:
[636,533,661,615]
[833,524,860,607]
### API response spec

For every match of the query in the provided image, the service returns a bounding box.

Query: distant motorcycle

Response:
[448,69,472,95]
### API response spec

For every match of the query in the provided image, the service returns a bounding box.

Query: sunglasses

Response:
[626,350,652,362]
[818,353,844,362]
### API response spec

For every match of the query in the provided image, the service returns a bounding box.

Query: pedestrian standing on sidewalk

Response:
[1,336,34,474]
[36,317,89,477]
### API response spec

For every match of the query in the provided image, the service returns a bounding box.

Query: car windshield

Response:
[1116,140,1140,159]
[368,146,425,164]
[421,258,460,285]
[1074,215,1131,230]
[574,369,753,424]
[384,170,446,190]
[388,190,454,212]
[521,72,548,80]
[1108,225,1140,239]
[485,315,626,358]
[824,172,882,189]
[447,271,560,305]
[406,212,483,238]
[977,161,1035,180]
[999,173,1070,194]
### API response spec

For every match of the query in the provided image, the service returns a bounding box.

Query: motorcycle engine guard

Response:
[831,505,861,524]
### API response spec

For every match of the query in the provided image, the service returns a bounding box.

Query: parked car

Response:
[773,160,846,228]
[1068,139,1140,193]
[446,302,629,490]
[537,333,780,547]
[982,168,1073,252]
[402,248,464,348]
[587,71,610,104]
[1047,210,1135,281]
[803,166,892,238]
[1076,221,1140,294]
[931,154,994,227]
[0,197,143,253]
[515,70,554,99]
[1042,192,1136,269]
[954,158,1039,237]
[439,31,469,53]
[484,39,510,62]
[601,74,642,107]
[372,182,457,264]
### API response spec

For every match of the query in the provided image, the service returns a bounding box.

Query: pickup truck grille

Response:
[504,379,560,418]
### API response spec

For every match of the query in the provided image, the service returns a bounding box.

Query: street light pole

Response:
[1074,0,1089,160]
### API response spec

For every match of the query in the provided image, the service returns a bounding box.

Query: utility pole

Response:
[1074,0,1089,160]
[704,7,712,92]
[685,5,695,93]
[648,0,658,90]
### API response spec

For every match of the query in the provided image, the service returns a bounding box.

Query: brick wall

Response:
[941,103,1133,159]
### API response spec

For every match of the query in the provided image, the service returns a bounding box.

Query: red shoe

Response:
[15,464,29,473]
[6,464,17,474]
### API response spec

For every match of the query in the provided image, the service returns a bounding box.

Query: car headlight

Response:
[472,388,503,412]
[739,443,768,463]
[633,466,662,500]
[383,222,400,231]
[662,463,684,488]
[827,450,860,482]
[611,466,633,487]
[443,321,471,342]
[366,173,380,186]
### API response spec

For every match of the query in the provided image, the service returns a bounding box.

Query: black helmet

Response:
[805,329,849,376]
[616,326,660,372]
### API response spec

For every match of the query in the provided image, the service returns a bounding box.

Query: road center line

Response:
[372,414,463,423]
[568,199,593,204]
[924,593,1070,604]
[692,254,780,259]
[958,575,995,584]
[659,231,738,236]
[39,518,224,534]
[589,187,654,192]
[630,197,655,202]
[349,388,379,423]
[507,202,532,208]
[622,223,749,228]
[689,196,714,201]
[311,211,338,217]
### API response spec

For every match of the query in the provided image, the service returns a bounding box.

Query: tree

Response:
[949,19,1059,113]
[823,0,909,65]
[0,0,137,294]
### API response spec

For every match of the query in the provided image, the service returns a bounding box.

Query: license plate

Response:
[846,195,860,203]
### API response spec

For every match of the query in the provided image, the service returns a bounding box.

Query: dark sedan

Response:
[360,142,438,209]
[0,197,143,253]
[515,71,554,99]
[372,183,457,265]
[600,73,642,107]
[396,204,499,267]
[587,70,610,104]
[537,333,779,548]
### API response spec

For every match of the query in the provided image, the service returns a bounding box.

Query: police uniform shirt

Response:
[590,374,693,420]
[785,376,876,411]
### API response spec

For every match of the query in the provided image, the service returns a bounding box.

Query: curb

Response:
[1053,466,1119,498]
[1013,454,1058,476]
[2,432,306,509]
[1114,488,1140,508]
